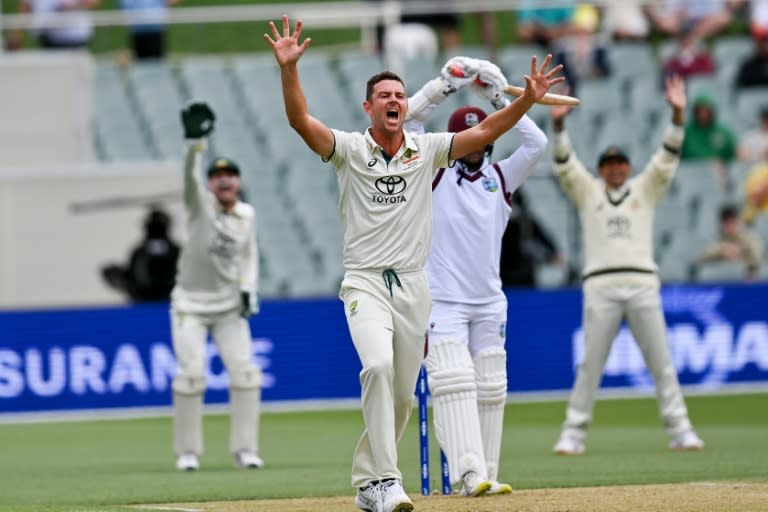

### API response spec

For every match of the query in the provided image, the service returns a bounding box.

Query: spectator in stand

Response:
[368,1,498,60]
[499,191,563,288]
[743,149,768,225]
[681,93,738,188]
[739,107,768,164]
[120,0,182,60]
[644,0,737,40]
[662,27,716,81]
[735,31,768,88]
[517,0,575,48]
[399,0,462,52]
[6,0,101,50]
[693,204,763,280]
[554,3,611,93]
[601,0,650,41]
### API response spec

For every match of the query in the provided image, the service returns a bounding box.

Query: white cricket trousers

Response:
[341,269,431,489]
[171,308,262,456]
[563,280,692,437]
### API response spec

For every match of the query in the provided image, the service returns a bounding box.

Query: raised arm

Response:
[264,16,334,159]
[450,54,563,161]
[637,75,686,201]
[180,101,216,214]
[549,96,592,206]
[470,61,548,191]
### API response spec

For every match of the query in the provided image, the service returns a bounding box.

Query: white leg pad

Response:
[425,340,487,484]
[474,348,507,481]
[229,387,261,454]
[173,392,204,456]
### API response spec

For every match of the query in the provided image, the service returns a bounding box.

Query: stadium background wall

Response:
[2,284,767,415]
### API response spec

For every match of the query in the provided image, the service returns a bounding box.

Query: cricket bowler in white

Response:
[266,15,564,512]
[405,58,547,496]
[550,75,705,455]
[170,101,262,472]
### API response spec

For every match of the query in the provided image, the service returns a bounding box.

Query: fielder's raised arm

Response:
[450,54,564,161]
[264,15,334,159]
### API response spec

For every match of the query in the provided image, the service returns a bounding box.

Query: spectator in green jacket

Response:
[681,94,738,189]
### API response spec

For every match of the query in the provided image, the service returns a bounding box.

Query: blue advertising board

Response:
[1,284,767,415]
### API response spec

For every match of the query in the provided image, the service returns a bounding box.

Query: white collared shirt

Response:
[328,128,454,271]
[428,115,547,303]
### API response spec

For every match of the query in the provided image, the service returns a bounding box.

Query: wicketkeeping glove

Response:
[470,60,511,111]
[181,100,216,139]
[440,56,481,94]
[240,290,259,318]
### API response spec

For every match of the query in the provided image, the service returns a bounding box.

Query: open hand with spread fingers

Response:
[264,15,311,67]
[521,54,565,104]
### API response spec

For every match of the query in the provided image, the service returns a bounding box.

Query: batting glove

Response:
[470,60,510,111]
[240,290,259,318]
[440,56,481,94]
[181,100,216,139]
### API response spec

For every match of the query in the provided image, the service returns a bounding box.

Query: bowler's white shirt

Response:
[328,128,454,272]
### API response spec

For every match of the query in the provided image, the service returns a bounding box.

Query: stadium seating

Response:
[90,31,767,294]
[93,64,153,161]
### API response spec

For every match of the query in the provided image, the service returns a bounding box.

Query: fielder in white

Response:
[550,75,705,455]
[265,15,563,512]
[171,101,262,472]
[404,58,548,495]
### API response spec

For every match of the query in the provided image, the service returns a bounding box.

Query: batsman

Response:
[405,56,548,495]
[550,75,705,455]
[170,101,263,471]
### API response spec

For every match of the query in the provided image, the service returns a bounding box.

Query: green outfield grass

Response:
[0,393,766,512]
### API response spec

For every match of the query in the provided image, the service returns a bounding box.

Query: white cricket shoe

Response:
[458,471,492,497]
[176,453,199,471]
[379,479,413,512]
[553,433,586,455]
[669,430,705,451]
[354,483,383,512]
[486,480,513,495]
[234,451,264,469]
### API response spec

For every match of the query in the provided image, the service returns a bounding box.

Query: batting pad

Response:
[173,392,204,456]
[229,387,261,454]
[425,340,487,484]
[474,348,507,481]
[172,374,206,395]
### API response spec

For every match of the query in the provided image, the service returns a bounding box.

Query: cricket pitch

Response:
[143,481,768,512]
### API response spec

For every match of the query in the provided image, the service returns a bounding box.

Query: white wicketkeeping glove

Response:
[441,56,481,93]
[470,60,510,110]
[407,56,481,126]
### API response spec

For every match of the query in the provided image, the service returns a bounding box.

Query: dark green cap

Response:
[597,146,629,167]
[207,158,240,178]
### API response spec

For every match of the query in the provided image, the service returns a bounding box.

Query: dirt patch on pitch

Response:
[146,481,768,512]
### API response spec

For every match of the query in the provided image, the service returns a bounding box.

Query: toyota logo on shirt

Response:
[375,176,407,195]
